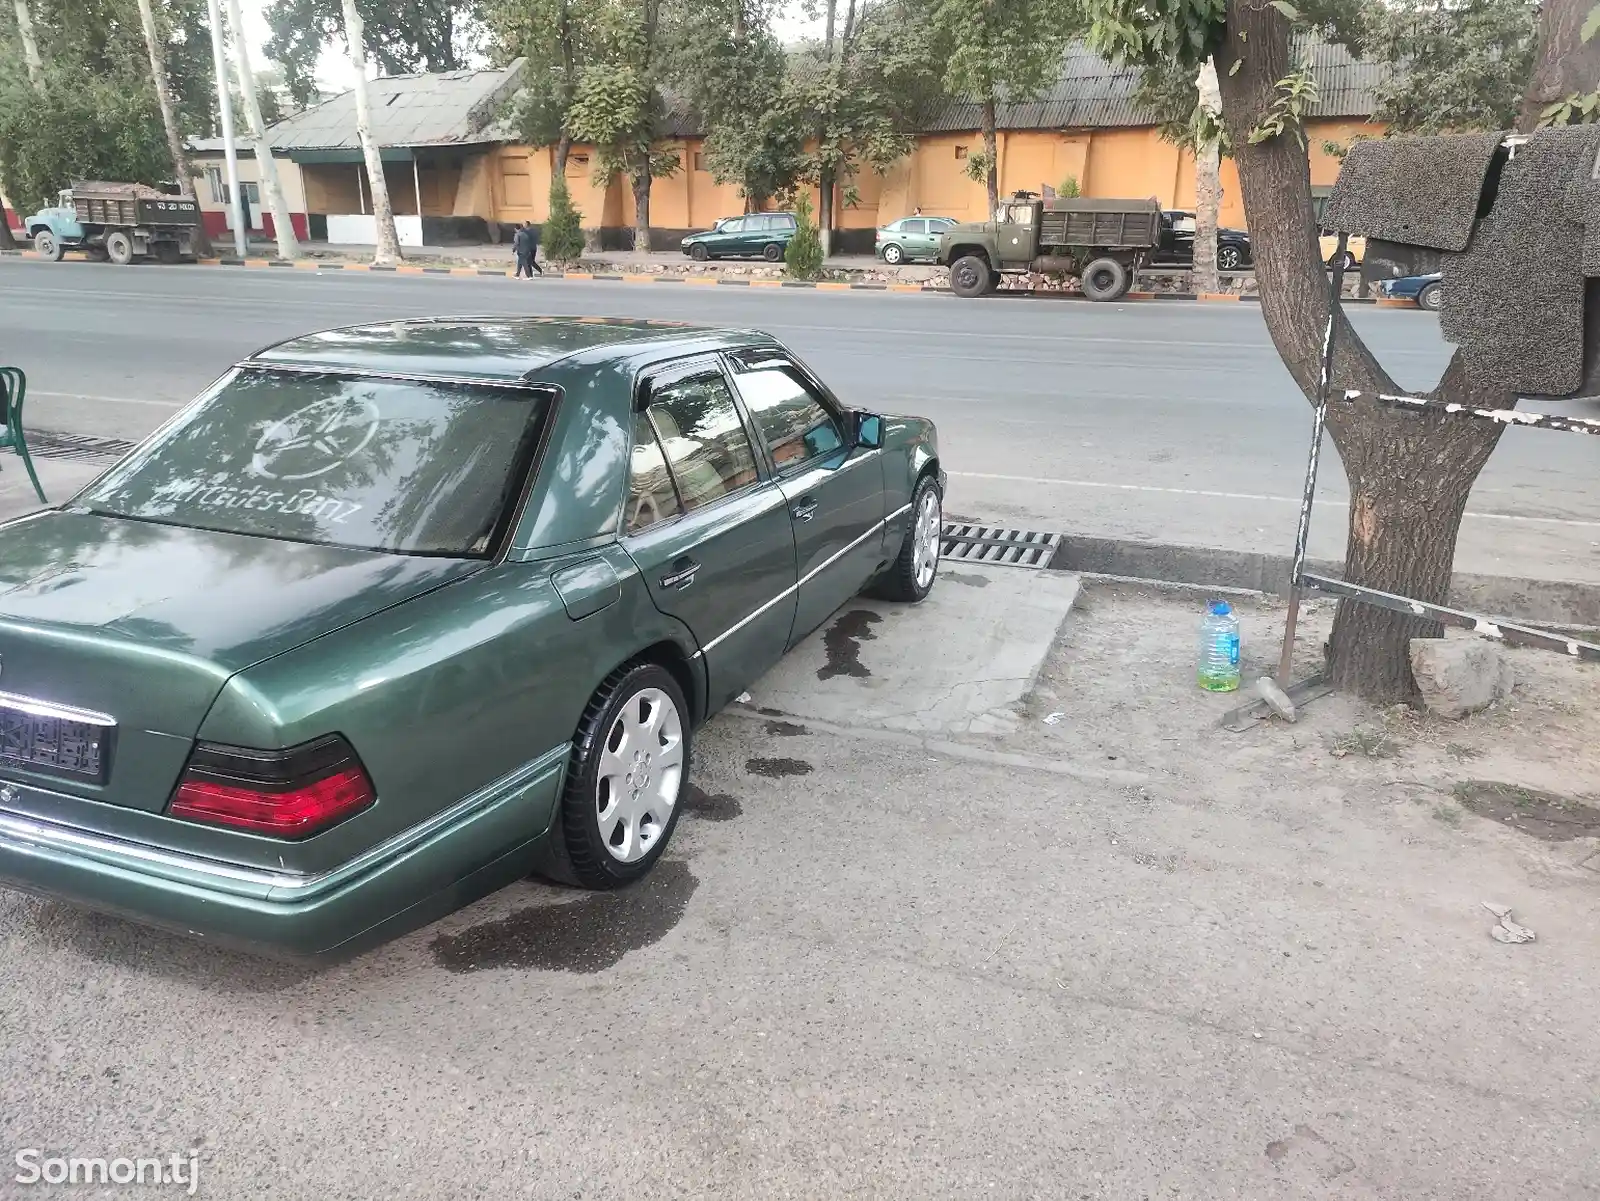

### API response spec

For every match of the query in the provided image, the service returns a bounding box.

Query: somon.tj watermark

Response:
[14,1149,199,1194]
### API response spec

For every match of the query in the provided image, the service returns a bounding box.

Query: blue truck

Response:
[24,180,200,264]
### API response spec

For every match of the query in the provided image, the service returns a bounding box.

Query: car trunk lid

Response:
[0,511,479,813]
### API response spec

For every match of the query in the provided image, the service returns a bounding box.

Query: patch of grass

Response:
[1445,742,1483,762]
[1432,803,1463,827]
[1330,728,1400,759]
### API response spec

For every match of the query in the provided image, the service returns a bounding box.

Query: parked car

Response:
[1155,210,1253,270]
[0,316,945,958]
[876,216,957,264]
[1320,230,1367,270]
[1378,272,1441,311]
[680,212,799,261]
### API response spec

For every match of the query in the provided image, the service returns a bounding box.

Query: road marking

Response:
[30,390,182,409]
[949,470,1600,529]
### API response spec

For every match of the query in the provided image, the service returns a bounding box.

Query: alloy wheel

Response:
[594,687,684,863]
[913,487,941,590]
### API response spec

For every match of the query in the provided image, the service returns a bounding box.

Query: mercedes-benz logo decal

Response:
[250,397,381,481]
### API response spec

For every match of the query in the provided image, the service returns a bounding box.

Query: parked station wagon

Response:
[0,317,944,958]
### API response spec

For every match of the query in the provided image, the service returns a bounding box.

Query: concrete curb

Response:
[0,249,1398,306]
[1044,533,1600,628]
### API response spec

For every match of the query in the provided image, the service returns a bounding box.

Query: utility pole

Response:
[204,0,247,257]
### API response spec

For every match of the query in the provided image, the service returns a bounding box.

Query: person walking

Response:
[524,220,544,276]
[512,222,533,278]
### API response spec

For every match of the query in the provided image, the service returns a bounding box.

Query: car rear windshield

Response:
[74,368,551,556]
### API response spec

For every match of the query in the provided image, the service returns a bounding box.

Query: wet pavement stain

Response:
[747,757,814,778]
[818,609,881,680]
[682,783,743,821]
[429,860,698,973]
[1453,780,1600,841]
[942,572,991,588]
[763,719,810,737]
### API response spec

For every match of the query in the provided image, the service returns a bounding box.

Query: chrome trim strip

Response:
[695,502,904,657]
[0,743,571,896]
[233,362,554,391]
[0,691,115,727]
[699,582,800,656]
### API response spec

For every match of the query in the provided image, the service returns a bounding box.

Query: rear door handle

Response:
[791,498,818,522]
[660,558,700,590]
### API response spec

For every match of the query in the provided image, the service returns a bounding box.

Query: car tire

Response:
[154,241,181,264]
[559,662,691,889]
[762,242,783,262]
[882,243,904,265]
[105,230,134,265]
[866,474,942,603]
[948,254,991,298]
[690,243,710,262]
[33,230,62,261]
[1217,245,1243,271]
[1080,256,1130,302]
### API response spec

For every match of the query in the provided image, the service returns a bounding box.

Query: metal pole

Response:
[205,0,246,258]
[1277,232,1349,685]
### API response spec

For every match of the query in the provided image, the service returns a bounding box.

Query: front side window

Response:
[625,410,683,532]
[734,365,844,470]
[648,374,760,510]
[75,369,549,556]
[719,217,746,234]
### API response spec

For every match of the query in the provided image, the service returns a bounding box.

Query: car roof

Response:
[243,316,778,382]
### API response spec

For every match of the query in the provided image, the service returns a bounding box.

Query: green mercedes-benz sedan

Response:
[0,317,944,958]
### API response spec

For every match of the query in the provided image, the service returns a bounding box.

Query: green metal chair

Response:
[0,367,47,504]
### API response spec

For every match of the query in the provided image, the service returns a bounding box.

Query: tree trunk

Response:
[225,0,298,258]
[632,166,651,252]
[1517,0,1600,128]
[0,185,16,251]
[137,0,212,255]
[341,0,401,265]
[1215,0,1509,703]
[982,95,999,217]
[818,169,833,257]
[554,133,571,176]
[12,0,44,91]
[1192,58,1222,295]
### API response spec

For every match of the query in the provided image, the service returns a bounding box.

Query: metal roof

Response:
[917,37,1383,133]
[230,60,527,153]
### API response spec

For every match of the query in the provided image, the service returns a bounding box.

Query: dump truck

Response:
[25,180,201,265]
[936,194,1163,301]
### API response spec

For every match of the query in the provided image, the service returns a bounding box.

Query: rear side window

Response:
[648,374,760,510]
[734,366,844,470]
[625,411,683,533]
[75,368,549,556]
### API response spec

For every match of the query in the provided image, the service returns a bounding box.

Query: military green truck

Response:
[936,194,1162,301]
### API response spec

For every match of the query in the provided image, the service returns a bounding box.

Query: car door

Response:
[726,350,886,647]
[901,218,929,257]
[621,360,799,711]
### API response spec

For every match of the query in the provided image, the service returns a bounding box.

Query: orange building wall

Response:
[486,118,1379,236]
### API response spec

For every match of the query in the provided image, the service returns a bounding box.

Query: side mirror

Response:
[851,412,883,450]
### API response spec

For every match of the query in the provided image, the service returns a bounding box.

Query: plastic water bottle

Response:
[1198,600,1241,692]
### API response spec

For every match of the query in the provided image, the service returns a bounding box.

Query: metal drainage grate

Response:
[940,523,1061,569]
[25,430,138,462]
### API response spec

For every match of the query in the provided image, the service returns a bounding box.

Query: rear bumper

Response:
[0,746,567,959]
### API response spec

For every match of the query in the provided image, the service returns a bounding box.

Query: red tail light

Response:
[168,734,376,839]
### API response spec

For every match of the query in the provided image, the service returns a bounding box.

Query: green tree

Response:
[1363,0,1537,135]
[669,0,795,209]
[565,0,678,252]
[784,187,822,278]
[924,0,1078,217]
[265,0,484,106]
[542,171,584,260]
[489,0,592,172]
[1081,0,1600,701]
[787,0,940,252]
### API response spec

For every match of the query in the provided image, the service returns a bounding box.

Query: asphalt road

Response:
[4,258,1600,582]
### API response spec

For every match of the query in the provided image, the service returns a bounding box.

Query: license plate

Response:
[0,698,111,783]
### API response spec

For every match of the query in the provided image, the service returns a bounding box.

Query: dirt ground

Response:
[1015,580,1600,881]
